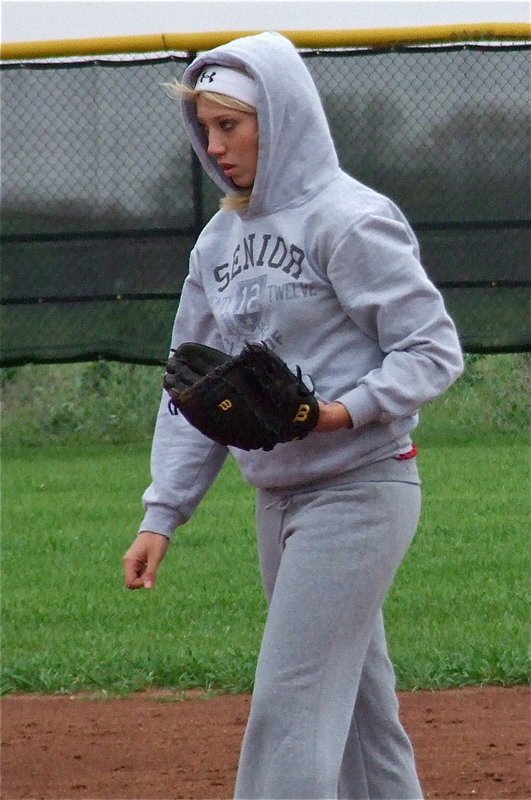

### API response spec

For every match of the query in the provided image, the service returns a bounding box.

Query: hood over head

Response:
[180,32,340,217]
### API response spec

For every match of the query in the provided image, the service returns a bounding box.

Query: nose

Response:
[206,130,226,157]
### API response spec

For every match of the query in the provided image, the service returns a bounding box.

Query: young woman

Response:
[123,31,464,799]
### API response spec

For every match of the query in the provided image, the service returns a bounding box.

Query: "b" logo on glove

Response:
[293,404,311,423]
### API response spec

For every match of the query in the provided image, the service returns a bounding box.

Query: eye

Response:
[220,119,237,132]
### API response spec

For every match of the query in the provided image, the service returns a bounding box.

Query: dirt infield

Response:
[1,686,529,799]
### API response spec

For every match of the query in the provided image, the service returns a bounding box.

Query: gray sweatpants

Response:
[234,457,424,800]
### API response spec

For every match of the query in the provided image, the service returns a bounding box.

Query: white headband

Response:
[195,65,257,107]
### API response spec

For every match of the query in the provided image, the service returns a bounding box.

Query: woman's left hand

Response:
[315,401,353,432]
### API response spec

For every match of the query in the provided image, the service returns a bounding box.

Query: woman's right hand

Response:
[123,531,170,590]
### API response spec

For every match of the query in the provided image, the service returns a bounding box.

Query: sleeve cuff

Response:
[138,505,188,540]
[336,384,380,429]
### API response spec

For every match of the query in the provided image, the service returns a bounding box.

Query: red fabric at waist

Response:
[394,444,418,460]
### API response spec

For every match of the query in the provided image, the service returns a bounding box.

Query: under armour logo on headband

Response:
[194,65,257,106]
[199,70,216,83]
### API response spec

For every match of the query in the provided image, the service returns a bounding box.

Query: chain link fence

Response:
[1,38,529,365]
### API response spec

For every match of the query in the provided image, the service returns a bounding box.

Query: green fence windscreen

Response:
[1,42,529,365]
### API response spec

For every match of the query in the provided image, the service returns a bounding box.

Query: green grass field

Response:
[1,354,529,695]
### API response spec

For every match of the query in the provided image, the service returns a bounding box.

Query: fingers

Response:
[124,557,149,590]
[123,532,170,591]
[123,549,148,590]
[142,558,157,590]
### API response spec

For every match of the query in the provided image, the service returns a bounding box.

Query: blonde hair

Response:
[163,80,256,212]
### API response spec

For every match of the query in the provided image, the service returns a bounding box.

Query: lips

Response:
[220,162,236,176]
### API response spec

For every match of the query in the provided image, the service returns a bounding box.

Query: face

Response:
[196,95,259,189]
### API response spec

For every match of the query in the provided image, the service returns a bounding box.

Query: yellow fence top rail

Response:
[1,22,530,61]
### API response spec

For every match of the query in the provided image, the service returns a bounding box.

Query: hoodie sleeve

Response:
[138,250,229,539]
[327,213,464,426]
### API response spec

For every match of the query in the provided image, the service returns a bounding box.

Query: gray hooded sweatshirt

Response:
[139,32,464,538]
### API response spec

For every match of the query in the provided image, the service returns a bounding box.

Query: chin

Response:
[234,180,254,190]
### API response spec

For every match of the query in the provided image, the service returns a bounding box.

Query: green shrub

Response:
[0,361,163,446]
[417,353,530,444]
[1,353,529,447]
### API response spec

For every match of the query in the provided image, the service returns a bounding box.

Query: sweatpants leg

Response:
[234,473,422,800]
[338,612,423,799]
